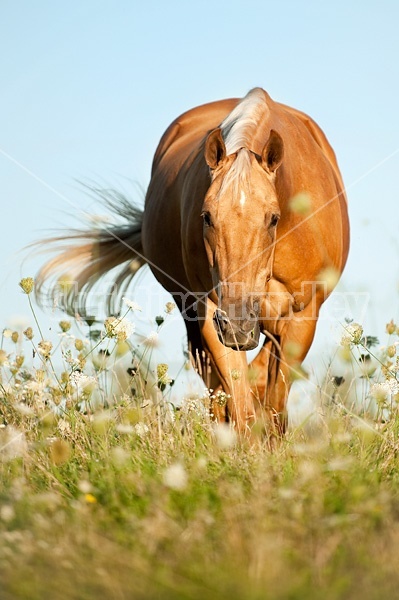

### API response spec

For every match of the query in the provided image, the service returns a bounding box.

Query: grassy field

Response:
[1,280,399,600]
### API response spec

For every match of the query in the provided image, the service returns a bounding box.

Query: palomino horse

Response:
[37,88,349,435]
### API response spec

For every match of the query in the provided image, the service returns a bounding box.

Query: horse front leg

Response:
[249,297,322,438]
[198,298,256,435]
[248,332,289,436]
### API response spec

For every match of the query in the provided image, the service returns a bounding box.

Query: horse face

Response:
[203,129,284,351]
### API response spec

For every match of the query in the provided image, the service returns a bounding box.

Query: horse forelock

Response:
[215,88,270,201]
[217,149,252,199]
[221,87,269,155]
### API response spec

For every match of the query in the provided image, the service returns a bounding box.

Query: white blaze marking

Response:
[240,189,246,206]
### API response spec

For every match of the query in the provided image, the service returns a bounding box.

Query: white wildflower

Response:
[70,372,97,391]
[370,379,399,401]
[0,505,15,522]
[340,323,363,346]
[143,331,159,347]
[91,411,113,434]
[213,423,237,449]
[134,422,149,438]
[78,480,93,494]
[116,423,135,434]
[122,297,142,312]
[58,419,72,435]
[197,456,207,470]
[181,396,207,418]
[105,316,135,341]
[0,426,28,460]
[15,403,35,417]
[163,462,188,491]
[24,380,46,393]
[210,390,231,407]
[110,447,130,467]
[326,457,354,472]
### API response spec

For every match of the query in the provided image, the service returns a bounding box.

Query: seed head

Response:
[59,320,71,333]
[38,340,53,359]
[19,277,34,295]
[157,363,173,387]
[50,438,71,465]
[165,302,176,314]
[0,349,8,366]
[36,369,45,383]
[15,355,24,369]
[74,339,84,352]
[23,327,34,340]
[157,363,169,379]
[340,323,363,346]
[11,332,19,344]
[77,353,86,370]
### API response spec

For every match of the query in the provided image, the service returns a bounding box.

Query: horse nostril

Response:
[247,309,257,321]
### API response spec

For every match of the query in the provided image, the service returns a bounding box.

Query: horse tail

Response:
[34,187,147,317]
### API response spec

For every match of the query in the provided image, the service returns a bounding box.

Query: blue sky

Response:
[1,0,398,373]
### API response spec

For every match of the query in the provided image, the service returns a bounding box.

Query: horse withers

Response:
[37,88,349,436]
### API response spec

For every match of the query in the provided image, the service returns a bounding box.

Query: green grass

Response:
[1,285,399,599]
[3,399,399,599]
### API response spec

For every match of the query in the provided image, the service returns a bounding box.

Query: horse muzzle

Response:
[213,309,260,351]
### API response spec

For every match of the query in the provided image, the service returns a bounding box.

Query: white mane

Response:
[221,87,269,155]
[217,88,269,198]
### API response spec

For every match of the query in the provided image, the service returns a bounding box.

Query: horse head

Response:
[202,127,284,351]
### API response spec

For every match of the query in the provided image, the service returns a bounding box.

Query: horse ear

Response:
[205,128,226,169]
[261,130,284,173]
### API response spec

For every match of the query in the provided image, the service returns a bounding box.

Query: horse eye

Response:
[270,213,280,228]
[202,211,212,227]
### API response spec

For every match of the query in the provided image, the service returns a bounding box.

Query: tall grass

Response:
[0,280,399,599]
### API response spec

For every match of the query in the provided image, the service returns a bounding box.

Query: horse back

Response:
[151,98,239,177]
